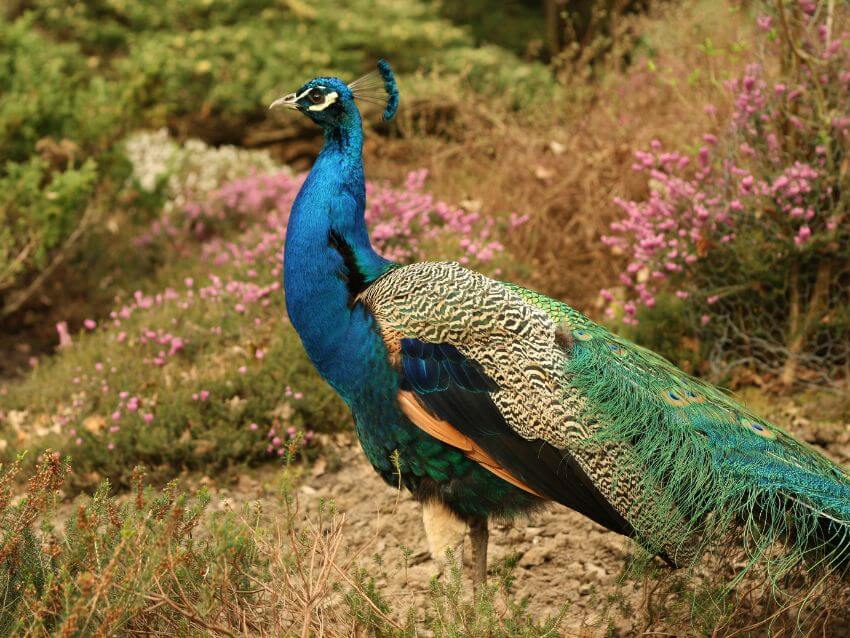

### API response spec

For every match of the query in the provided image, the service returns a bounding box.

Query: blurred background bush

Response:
[0,0,553,328]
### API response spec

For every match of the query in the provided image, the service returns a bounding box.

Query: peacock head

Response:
[269,60,399,128]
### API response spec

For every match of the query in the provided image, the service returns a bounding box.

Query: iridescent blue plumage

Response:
[277,64,536,520]
[377,59,399,121]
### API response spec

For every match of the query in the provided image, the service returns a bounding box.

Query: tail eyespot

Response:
[740,418,777,439]
[683,388,706,404]
[573,329,593,341]
[607,343,627,356]
[663,389,689,407]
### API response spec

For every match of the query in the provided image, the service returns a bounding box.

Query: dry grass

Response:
[4,452,850,636]
[0,455,567,637]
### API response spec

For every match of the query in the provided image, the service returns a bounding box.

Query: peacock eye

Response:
[308,89,324,104]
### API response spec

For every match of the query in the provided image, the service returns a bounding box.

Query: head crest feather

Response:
[349,59,399,121]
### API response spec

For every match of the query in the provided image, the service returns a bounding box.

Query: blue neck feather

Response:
[283,106,392,399]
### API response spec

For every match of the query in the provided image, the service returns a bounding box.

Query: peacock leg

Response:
[422,500,466,578]
[468,515,488,591]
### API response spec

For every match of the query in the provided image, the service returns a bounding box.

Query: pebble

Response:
[519,545,551,567]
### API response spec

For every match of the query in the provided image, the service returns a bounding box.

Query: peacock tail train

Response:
[507,282,850,578]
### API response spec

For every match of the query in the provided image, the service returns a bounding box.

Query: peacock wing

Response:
[361,262,696,564]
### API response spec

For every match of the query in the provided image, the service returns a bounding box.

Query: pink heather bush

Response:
[184,168,512,265]
[602,2,850,384]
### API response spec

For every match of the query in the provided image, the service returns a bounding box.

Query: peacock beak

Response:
[269,92,299,111]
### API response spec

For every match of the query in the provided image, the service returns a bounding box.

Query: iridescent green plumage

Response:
[502,281,850,574]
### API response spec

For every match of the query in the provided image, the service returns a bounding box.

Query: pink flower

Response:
[795,225,812,245]
[169,337,185,355]
[56,322,73,348]
[143,413,154,424]
[83,319,96,330]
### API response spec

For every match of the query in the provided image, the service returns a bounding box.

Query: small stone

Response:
[523,526,545,542]
[534,165,555,181]
[311,457,328,478]
[548,140,566,155]
[519,545,551,568]
[584,562,607,581]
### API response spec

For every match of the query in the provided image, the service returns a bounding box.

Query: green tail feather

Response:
[504,282,850,580]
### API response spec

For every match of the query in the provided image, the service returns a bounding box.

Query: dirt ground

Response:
[192,393,850,636]
[200,433,673,636]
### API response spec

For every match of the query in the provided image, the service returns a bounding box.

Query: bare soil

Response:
[202,434,674,636]
[195,393,850,636]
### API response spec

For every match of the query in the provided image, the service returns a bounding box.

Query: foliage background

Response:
[0,0,849,635]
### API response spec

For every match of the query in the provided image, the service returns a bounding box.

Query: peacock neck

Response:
[283,109,392,398]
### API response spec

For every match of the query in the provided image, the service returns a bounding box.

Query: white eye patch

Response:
[308,91,339,112]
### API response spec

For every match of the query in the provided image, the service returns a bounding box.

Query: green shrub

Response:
[0,454,254,635]
[0,17,124,164]
[0,17,124,302]
[0,158,98,294]
[1,1,556,310]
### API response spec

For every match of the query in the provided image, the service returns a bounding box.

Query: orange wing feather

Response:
[397,390,544,498]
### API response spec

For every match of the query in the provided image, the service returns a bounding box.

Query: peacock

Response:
[270,61,850,591]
